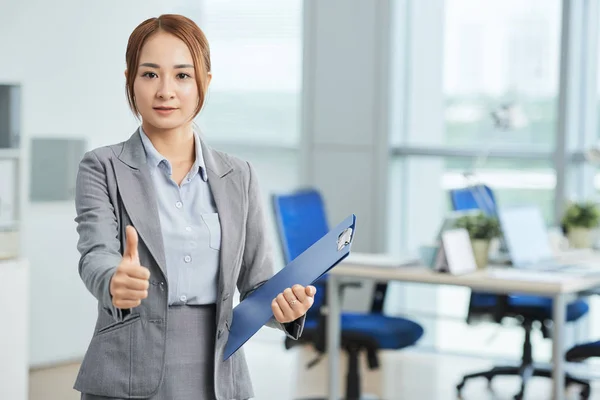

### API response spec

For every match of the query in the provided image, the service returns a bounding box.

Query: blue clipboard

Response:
[223,214,356,361]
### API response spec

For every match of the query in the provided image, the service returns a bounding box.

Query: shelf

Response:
[0,149,19,159]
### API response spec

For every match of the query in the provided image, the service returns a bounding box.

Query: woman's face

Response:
[132,31,208,131]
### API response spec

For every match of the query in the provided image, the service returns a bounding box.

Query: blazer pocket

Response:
[201,213,222,251]
[74,316,139,397]
[96,314,141,336]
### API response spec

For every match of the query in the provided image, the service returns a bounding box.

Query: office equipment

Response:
[499,206,600,274]
[224,214,356,361]
[327,255,600,400]
[449,187,590,400]
[498,206,554,267]
[272,189,423,400]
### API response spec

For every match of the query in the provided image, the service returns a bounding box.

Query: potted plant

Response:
[454,211,501,269]
[561,201,600,249]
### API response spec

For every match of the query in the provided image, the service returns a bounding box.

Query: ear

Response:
[124,69,128,78]
[206,72,212,87]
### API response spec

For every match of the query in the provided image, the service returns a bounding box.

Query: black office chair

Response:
[450,186,591,399]
[458,294,591,399]
[272,188,424,400]
[565,341,600,398]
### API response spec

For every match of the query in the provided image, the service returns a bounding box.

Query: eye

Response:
[142,72,157,78]
[177,73,191,79]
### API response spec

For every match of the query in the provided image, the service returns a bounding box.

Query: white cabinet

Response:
[0,259,29,400]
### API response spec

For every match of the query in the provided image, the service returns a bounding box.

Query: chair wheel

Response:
[514,393,523,400]
[456,382,465,392]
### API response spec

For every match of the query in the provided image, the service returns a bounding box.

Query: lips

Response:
[154,107,177,110]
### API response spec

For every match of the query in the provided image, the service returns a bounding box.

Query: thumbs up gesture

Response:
[110,225,151,309]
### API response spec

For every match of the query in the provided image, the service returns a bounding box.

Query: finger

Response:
[283,287,299,304]
[305,285,317,297]
[272,300,285,322]
[124,226,139,263]
[114,288,148,301]
[124,277,150,291]
[291,285,307,303]
[113,299,142,309]
[122,264,151,280]
[276,293,295,320]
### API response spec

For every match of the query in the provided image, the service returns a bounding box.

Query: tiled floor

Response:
[29,341,600,400]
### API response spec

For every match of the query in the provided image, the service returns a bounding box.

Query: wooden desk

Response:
[326,253,600,400]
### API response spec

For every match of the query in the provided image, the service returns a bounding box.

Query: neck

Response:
[141,121,195,163]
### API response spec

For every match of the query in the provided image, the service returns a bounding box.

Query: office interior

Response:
[5,0,600,399]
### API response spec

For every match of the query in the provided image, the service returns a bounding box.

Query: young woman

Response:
[73,14,315,400]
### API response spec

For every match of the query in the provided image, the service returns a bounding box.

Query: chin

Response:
[143,117,188,131]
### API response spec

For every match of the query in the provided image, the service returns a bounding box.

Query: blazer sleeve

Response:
[236,161,305,340]
[74,150,126,322]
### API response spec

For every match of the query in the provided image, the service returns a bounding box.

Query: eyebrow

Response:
[139,63,194,69]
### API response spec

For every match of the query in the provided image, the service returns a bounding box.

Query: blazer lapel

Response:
[113,129,167,276]
[201,139,244,293]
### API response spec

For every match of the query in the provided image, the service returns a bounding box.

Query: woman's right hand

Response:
[110,225,151,309]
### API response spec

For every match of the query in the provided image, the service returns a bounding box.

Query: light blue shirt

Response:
[139,127,221,306]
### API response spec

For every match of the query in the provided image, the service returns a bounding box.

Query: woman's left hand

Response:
[272,284,317,323]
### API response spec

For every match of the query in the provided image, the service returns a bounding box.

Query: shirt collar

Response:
[138,126,207,182]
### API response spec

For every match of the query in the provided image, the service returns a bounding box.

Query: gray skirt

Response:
[81,304,217,400]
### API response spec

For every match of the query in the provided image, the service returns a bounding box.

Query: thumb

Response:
[124,225,139,263]
[305,285,316,297]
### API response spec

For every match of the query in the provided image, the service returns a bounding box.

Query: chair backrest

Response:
[449,184,498,216]
[271,189,329,316]
[449,184,507,321]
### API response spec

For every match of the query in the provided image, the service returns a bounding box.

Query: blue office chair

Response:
[272,188,424,400]
[450,185,590,400]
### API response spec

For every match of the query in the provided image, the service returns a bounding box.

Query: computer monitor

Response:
[497,206,554,268]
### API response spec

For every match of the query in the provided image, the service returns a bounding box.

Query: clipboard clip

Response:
[337,227,353,251]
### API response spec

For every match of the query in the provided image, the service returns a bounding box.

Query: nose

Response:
[157,77,175,99]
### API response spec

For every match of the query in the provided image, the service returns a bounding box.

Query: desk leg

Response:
[552,293,566,400]
[327,276,341,400]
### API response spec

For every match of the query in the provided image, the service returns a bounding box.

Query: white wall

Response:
[0,0,192,367]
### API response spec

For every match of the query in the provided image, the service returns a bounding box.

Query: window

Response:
[388,0,567,358]
[388,156,555,254]
[189,0,303,146]
[405,0,562,149]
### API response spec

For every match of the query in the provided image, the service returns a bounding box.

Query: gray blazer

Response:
[73,130,305,400]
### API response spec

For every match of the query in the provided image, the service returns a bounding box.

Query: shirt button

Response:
[184,255,192,263]
[175,201,183,208]
[180,295,187,302]
[185,226,192,232]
